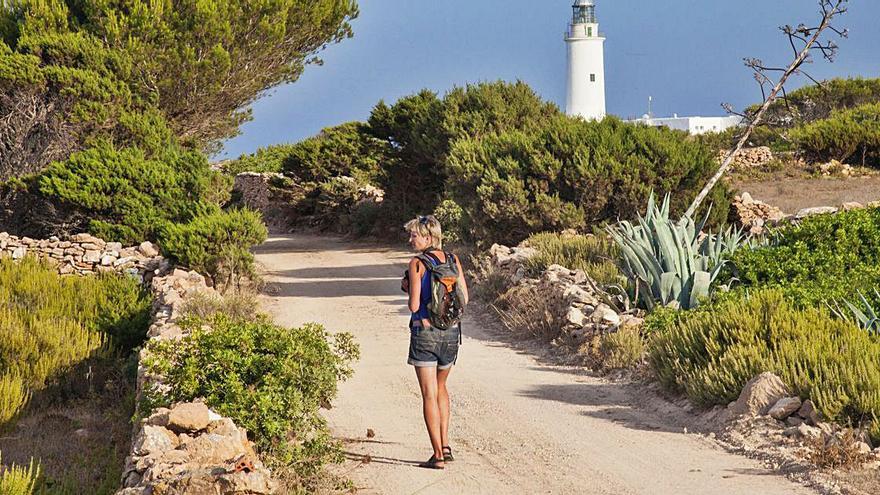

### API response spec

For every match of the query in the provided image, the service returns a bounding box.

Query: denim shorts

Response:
[407,325,461,369]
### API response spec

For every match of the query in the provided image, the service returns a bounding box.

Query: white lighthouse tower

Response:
[565,0,606,120]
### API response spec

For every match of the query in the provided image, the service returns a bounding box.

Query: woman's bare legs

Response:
[415,366,445,465]
[437,367,452,449]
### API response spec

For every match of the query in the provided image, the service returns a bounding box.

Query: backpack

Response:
[417,251,467,330]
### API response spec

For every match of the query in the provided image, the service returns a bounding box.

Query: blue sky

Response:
[217,0,879,159]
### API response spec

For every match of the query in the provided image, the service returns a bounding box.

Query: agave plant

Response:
[607,193,746,310]
[830,289,880,336]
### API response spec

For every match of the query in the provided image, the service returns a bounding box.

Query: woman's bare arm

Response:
[408,258,422,313]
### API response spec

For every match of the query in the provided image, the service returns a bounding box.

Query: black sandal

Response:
[442,446,454,462]
[418,454,445,470]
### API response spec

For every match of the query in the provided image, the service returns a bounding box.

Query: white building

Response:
[565,0,606,120]
[630,114,743,135]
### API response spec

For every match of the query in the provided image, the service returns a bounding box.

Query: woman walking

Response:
[401,215,468,470]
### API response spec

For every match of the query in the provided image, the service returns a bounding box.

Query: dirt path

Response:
[255,234,816,495]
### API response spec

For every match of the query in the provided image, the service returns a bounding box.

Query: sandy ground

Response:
[733,176,880,213]
[254,234,816,495]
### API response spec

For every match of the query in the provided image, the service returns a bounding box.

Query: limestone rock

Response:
[565,307,587,327]
[796,399,820,425]
[795,206,838,220]
[592,304,620,326]
[179,433,245,465]
[729,372,790,417]
[768,396,802,420]
[783,423,822,440]
[138,241,160,257]
[216,470,277,494]
[133,425,179,456]
[146,408,171,428]
[509,247,538,264]
[563,285,599,306]
[785,415,803,427]
[167,402,210,433]
[83,250,102,263]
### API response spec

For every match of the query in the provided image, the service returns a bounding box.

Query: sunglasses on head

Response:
[419,216,429,225]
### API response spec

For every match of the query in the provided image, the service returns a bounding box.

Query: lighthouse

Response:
[565,0,606,120]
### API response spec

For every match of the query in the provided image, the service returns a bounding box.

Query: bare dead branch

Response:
[685,0,848,218]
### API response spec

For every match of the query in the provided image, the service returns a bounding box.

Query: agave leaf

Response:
[656,223,680,273]
[659,271,679,304]
[660,193,671,220]
[843,299,870,326]
[689,271,711,309]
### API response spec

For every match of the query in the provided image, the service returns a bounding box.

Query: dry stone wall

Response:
[0,231,276,494]
[120,268,277,494]
[0,231,167,281]
[720,146,774,170]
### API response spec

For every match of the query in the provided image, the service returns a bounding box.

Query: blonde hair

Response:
[404,215,443,249]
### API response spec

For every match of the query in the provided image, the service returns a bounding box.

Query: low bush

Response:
[309,176,365,230]
[222,144,296,176]
[523,232,622,287]
[158,208,268,290]
[179,290,261,323]
[599,325,646,370]
[142,314,359,486]
[759,77,880,128]
[281,122,387,185]
[648,289,880,442]
[0,256,150,424]
[0,452,41,494]
[349,201,385,238]
[732,207,880,309]
[491,284,562,341]
[790,103,880,167]
[35,140,220,244]
[432,199,465,246]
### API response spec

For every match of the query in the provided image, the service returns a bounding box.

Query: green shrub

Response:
[142,314,359,482]
[158,208,268,290]
[35,140,218,244]
[311,176,364,230]
[179,290,261,324]
[370,81,560,225]
[348,201,384,238]
[759,77,880,128]
[732,207,880,309]
[0,256,150,424]
[223,144,296,175]
[600,326,646,370]
[648,289,880,441]
[524,232,622,287]
[0,452,41,495]
[432,199,465,246]
[790,103,880,167]
[281,122,387,184]
[447,115,731,246]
